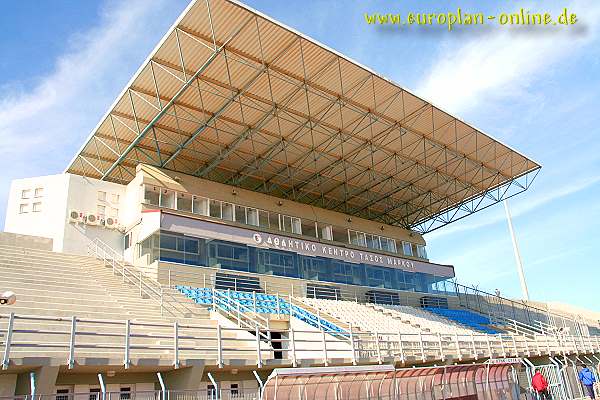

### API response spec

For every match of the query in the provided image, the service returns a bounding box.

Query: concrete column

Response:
[0,374,18,396]
[162,365,205,390]
[33,366,60,395]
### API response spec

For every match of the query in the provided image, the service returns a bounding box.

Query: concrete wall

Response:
[0,232,53,250]
[61,174,127,255]
[5,173,70,251]
[0,374,17,396]
[4,173,129,255]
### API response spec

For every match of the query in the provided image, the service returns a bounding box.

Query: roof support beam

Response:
[160,64,266,168]
[100,16,254,181]
[176,26,513,183]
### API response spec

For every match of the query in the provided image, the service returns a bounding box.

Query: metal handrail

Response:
[2,312,599,372]
[210,289,271,340]
[86,238,200,320]
[491,315,543,337]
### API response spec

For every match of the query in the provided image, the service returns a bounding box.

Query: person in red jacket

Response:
[532,369,551,400]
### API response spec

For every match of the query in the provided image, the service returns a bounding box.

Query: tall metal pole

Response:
[503,200,530,301]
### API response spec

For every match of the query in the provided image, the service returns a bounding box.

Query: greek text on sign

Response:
[253,232,416,269]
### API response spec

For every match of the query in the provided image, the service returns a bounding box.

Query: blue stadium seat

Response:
[175,285,346,335]
[425,307,500,334]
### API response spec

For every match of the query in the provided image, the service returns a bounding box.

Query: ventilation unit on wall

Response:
[104,217,117,229]
[85,214,100,226]
[68,210,83,223]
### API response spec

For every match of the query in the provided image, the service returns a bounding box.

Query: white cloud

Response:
[415,0,600,114]
[0,0,175,152]
[0,0,185,227]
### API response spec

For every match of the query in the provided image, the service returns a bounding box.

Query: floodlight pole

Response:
[503,200,530,301]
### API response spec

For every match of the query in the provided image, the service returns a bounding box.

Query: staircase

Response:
[0,243,268,367]
[0,243,209,322]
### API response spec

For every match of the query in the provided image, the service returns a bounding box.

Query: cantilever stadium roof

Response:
[66,0,540,233]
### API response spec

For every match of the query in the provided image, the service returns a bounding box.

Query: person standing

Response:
[578,364,597,399]
[532,369,551,400]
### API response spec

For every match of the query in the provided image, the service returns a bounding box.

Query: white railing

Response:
[210,288,272,341]
[2,312,599,371]
[86,238,201,320]
[162,265,596,340]
[0,389,260,400]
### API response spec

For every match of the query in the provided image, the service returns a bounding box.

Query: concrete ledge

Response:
[19,357,53,366]
[181,359,207,367]
[134,358,161,366]
[0,232,53,251]
[226,358,251,367]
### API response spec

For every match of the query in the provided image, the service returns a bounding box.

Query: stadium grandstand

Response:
[1,0,598,398]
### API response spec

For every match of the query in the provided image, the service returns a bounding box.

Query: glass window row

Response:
[142,184,427,260]
[138,232,448,294]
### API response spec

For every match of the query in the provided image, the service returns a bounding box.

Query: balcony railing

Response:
[2,311,599,371]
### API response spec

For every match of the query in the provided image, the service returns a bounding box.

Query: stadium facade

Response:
[1,0,599,399]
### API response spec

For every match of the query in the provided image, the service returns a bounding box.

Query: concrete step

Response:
[0,259,97,273]
[0,251,95,265]
[1,244,215,325]
[0,282,109,296]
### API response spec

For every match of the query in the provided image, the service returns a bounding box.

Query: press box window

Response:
[177,193,193,213]
[280,215,301,235]
[21,189,30,199]
[209,199,222,218]
[160,189,175,209]
[319,224,333,241]
[144,186,160,205]
[349,230,367,247]
[192,196,209,215]
[365,234,380,250]
[402,241,413,257]
[380,237,397,253]
[235,205,247,224]
[247,207,259,226]
[417,245,428,259]
[222,202,234,221]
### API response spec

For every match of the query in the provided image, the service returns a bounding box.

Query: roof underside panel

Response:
[66,0,540,234]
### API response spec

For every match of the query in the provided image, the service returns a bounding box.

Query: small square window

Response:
[56,389,70,400]
[19,204,28,214]
[98,191,107,202]
[97,205,106,217]
[21,189,30,199]
[32,202,42,212]
[120,387,131,400]
[111,193,120,203]
[110,208,119,217]
[34,187,44,197]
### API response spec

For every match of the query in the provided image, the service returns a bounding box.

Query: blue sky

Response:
[1,0,599,310]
